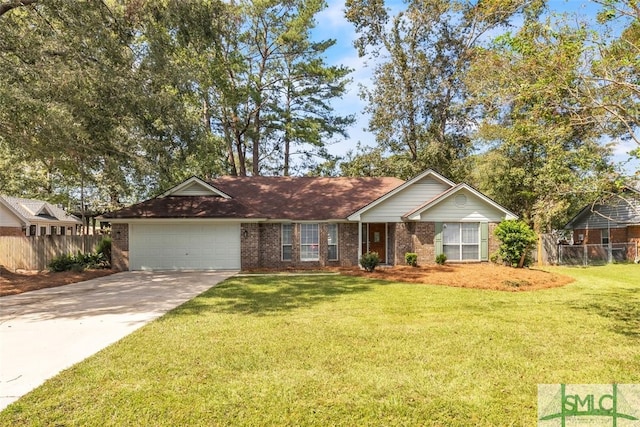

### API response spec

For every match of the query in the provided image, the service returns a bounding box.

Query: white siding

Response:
[360,177,451,222]
[172,182,222,196]
[571,194,640,229]
[420,190,507,222]
[130,222,241,270]
[0,204,23,227]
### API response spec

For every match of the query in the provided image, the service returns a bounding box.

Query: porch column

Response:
[357,221,363,264]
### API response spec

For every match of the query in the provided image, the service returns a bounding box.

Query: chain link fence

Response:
[557,243,638,266]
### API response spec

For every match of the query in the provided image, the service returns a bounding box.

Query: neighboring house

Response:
[102,169,517,271]
[0,195,82,237]
[563,185,640,261]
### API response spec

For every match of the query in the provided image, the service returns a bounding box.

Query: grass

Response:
[1,264,639,426]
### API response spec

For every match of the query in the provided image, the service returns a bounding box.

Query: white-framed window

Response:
[282,223,292,261]
[601,229,610,245]
[443,223,480,261]
[327,224,338,261]
[300,223,319,261]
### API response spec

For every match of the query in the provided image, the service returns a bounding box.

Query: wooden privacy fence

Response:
[0,235,104,271]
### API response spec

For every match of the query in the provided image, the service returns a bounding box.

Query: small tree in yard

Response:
[493,220,537,268]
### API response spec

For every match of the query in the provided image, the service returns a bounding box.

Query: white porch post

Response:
[357,221,362,262]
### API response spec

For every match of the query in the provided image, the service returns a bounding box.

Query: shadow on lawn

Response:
[169,275,377,316]
[569,287,640,339]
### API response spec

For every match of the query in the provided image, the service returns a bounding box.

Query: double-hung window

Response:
[327,224,338,261]
[300,223,319,261]
[443,223,480,261]
[282,223,292,261]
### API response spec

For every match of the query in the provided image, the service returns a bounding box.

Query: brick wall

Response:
[339,223,359,267]
[111,223,129,271]
[241,223,260,269]
[413,222,435,265]
[240,222,360,269]
[610,228,628,244]
[573,227,628,245]
[391,223,413,265]
[0,226,24,237]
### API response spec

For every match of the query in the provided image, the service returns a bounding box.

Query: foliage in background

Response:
[493,219,537,268]
[0,0,637,229]
[342,0,538,181]
[0,0,352,205]
[466,8,615,232]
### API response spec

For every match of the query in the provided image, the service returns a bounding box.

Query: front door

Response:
[365,223,387,263]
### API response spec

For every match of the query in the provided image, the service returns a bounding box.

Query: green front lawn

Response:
[2,265,639,426]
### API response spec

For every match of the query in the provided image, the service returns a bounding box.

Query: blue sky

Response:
[311,0,639,176]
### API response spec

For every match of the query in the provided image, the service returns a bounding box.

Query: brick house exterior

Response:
[564,186,640,262]
[104,170,517,271]
[0,195,82,236]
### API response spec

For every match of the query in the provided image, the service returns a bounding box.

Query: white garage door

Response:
[129,223,241,270]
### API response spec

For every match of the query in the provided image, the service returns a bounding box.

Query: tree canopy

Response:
[0,0,637,231]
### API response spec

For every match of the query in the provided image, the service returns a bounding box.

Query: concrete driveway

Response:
[0,270,236,411]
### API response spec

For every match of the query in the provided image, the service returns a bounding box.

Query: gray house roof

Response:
[564,186,640,230]
[0,195,81,225]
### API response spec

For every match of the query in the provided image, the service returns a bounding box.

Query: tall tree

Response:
[343,0,535,180]
[466,12,613,231]
[587,0,640,164]
[141,0,352,177]
[0,0,143,209]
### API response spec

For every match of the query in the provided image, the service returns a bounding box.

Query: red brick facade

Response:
[240,223,359,269]
[572,227,628,245]
[0,226,24,236]
[111,221,502,270]
[111,223,129,271]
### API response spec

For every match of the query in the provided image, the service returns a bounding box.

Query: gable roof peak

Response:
[159,176,232,199]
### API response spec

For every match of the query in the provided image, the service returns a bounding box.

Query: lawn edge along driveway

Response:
[0,270,236,410]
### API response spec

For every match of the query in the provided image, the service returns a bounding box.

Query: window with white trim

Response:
[327,224,338,261]
[282,223,292,261]
[300,223,319,261]
[443,223,480,261]
[601,229,610,245]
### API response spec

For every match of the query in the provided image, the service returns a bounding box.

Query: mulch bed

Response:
[0,267,116,297]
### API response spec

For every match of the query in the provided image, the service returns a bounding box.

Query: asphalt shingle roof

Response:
[103,176,404,220]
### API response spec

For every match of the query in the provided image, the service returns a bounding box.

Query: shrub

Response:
[405,253,418,267]
[359,251,380,272]
[48,250,108,272]
[95,237,112,266]
[493,219,537,268]
[48,254,76,272]
[435,253,447,265]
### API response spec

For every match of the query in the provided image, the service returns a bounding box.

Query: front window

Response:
[443,223,479,261]
[29,225,36,236]
[601,229,610,245]
[282,223,292,261]
[40,226,46,236]
[300,223,319,261]
[327,224,338,261]
[51,226,57,235]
